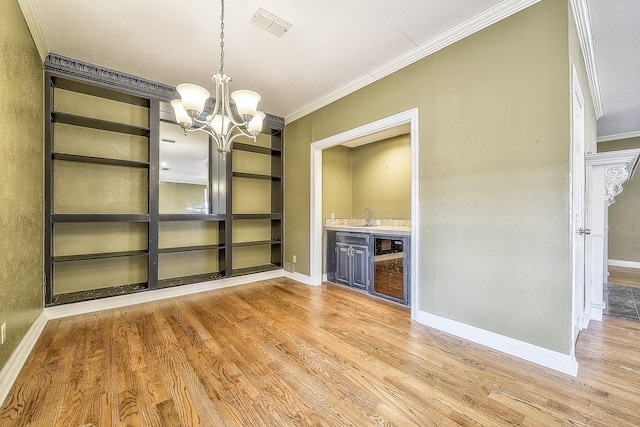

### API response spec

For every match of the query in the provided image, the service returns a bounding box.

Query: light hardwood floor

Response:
[608,266,640,289]
[1,278,640,426]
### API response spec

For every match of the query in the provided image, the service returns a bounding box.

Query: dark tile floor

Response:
[605,284,640,321]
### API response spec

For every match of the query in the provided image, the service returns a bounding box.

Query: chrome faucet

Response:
[364,208,372,227]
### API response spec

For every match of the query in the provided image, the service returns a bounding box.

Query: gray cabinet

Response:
[334,233,370,290]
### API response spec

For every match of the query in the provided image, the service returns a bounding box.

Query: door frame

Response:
[570,65,589,349]
[309,108,420,319]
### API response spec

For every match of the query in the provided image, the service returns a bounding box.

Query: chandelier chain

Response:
[219,0,225,74]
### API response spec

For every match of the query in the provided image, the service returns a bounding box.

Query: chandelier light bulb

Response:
[176,83,210,118]
[170,99,193,129]
[248,111,266,135]
[231,90,261,119]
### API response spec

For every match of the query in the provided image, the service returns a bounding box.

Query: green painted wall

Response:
[322,146,353,219]
[0,0,44,370]
[352,134,411,219]
[322,135,411,220]
[598,137,640,263]
[285,0,581,353]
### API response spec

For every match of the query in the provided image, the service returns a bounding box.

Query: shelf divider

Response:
[52,111,150,136]
[232,240,281,248]
[159,214,226,222]
[232,213,282,220]
[233,172,281,180]
[51,213,150,223]
[231,264,282,276]
[158,244,224,254]
[53,250,148,262]
[53,152,149,168]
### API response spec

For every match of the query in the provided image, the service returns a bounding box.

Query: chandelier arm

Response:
[210,76,221,119]
[230,125,256,140]
[184,125,215,139]
[223,87,247,127]
[192,117,212,125]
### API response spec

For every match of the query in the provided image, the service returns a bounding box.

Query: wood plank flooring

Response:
[2,278,640,426]
[608,266,640,289]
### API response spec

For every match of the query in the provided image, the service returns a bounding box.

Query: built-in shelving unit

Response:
[231,130,283,275]
[44,55,284,306]
[44,72,157,305]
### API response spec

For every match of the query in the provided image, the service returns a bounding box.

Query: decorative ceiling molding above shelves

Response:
[44,53,285,130]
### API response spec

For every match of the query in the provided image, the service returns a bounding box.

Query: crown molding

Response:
[570,0,603,118]
[17,0,49,61]
[597,131,640,143]
[285,0,541,124]
[44,53,178,101]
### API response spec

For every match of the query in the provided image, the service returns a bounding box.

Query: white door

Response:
[572,67,588,341]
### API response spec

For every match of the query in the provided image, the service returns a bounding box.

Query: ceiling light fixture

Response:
[170,0,265,156]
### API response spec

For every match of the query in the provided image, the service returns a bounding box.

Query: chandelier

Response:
[170,0,265,156]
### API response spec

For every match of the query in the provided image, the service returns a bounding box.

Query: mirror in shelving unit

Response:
[159,121,226,214]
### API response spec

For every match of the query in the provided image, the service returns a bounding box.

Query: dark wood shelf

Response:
[232,172,281,180]
[53,250,148,262]
[233,240,281,248]
[48,282,148,306]
[231,264,282,276]
[159,214,226,222]
[52,111,150,136]
[51,213,150,223]
[232,213,282,220]
[159,244,223,254]
[52,76,150,107]
[158,272,224,288]
[233,142,281,155]
[52,152,149,168]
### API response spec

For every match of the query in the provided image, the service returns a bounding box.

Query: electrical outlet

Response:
[330,212,335,220]
[1,322,6,345]
[292,255,297,263]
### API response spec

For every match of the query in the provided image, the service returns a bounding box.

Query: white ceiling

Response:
[31,0,503,118]
[587,0,640,138]
[28,0,639,138]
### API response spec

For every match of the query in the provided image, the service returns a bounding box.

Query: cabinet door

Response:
[335,243,351,286]
[351,245,369,290]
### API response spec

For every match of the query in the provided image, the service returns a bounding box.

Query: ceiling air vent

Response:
[250,8,292,38]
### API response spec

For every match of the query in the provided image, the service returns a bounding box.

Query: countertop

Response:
[324,224,411,236]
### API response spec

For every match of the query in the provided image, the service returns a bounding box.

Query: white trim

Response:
[608,259,640,269]
[46,270,283,319]
[0,311,48,407]
[416,310,579,376]
[590,303,604,322]
[597,131,640,143]
[309,108,420,320]
[285,0,540,123]
[283,271,313,286]
[16,0,49,61]
[569,0,603,119]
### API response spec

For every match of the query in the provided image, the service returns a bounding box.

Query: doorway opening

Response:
[309,108,420,319]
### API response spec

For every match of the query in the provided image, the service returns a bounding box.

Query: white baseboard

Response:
[46,270,284,319]
[608,259,640,269]
[590,304,604,322]
[415,310,578,376]
[0,310,48,407]
[322,273,328,282]
[283,271,313,286]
